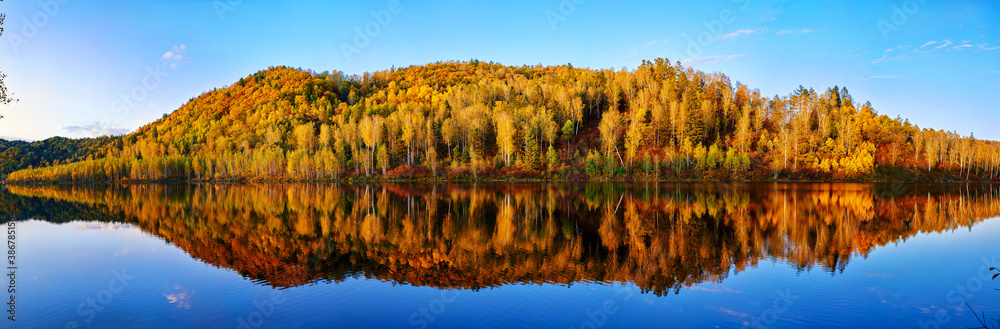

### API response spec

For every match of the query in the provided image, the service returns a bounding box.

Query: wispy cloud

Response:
[718,29,759,40]
[932,40,953,51]
[873,46,907,64]
[951,43,974,50]
[715,307,751,318]
[911,39,998,54]
[75,222,133,232]
[681,54,745,67]
[775,28,813,35]
[916,41,936,49]
[63,121,130,137]
[644,40,657,48]
[913,40,951,53]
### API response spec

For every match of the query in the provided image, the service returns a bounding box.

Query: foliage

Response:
[0,137,113,179]
[6,60,1000,183]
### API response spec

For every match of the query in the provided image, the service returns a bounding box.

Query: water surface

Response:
[3,183,1000,328]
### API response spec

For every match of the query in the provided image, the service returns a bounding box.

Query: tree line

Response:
[7,59,1000,183]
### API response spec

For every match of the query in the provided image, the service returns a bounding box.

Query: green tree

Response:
[546,145,560,170]
[561,120,574,141]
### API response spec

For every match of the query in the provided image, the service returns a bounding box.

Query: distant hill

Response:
[6,59,999,183]
[0,136,112,178]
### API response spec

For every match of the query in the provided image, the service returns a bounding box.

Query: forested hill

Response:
[0,137,112,177]
[6,59,1000,183]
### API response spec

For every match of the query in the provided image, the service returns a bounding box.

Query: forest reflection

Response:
[2,183,999,296]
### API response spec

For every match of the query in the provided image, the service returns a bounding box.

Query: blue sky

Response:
[0,0,997,141]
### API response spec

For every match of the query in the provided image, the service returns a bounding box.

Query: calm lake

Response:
[2,183,1000,328]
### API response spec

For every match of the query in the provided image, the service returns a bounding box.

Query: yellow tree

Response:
[359,116,383,176]
[925,129,939,171]
[599,109,624,167]
[624,112,645,168]
[494,112,516,166]
[401,111,417,165]
[570,96,584,134]
[912,126,924,164]
[441,118,456,161]
[293,122,316,154]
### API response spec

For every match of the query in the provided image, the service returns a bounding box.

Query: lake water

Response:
[2,183,1000,328]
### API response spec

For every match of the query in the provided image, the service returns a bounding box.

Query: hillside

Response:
[6,59,1000,183]
[0,136,112,177]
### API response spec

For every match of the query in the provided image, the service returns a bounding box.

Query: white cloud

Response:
[933,40,953,50]
[775,28,813,35]
[62,121,130,137]
[644,40,657,48]
[159,44,189,68]
[75,222,134,231]
[718,29,759,40]
[913,40,954,53]
[916,41,937,49]
[873,46,907,64]
[910,39,998,54]
[913,40,941,53]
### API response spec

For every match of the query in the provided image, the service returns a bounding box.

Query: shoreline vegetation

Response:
[4,59,999,184]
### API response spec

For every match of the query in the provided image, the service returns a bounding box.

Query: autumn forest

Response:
[4,59,999,183]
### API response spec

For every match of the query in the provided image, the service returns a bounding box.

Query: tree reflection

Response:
[2,183,999,296]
